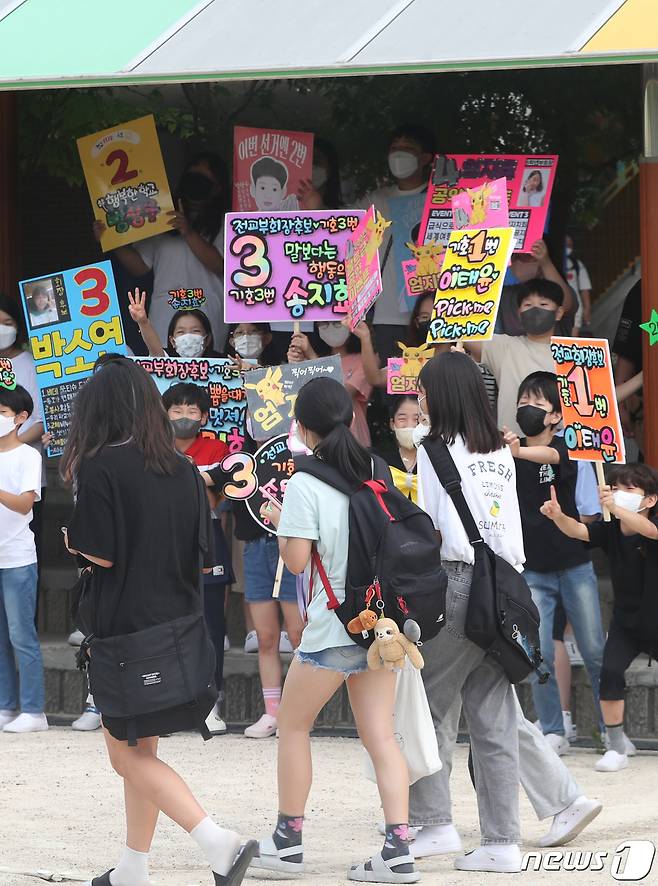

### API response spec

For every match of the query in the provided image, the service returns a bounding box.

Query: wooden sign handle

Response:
[272,555,285,599]
[595,461,611,522]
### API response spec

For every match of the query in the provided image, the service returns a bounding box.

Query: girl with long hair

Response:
[250,377,418,884]
[407,351,524,873]
[62,358,254,886]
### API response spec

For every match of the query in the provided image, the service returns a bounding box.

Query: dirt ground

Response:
[0,729,656,885]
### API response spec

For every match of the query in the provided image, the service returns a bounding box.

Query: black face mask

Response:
[416,320,431,339]
[171,417,202,439]
[516,405,550,438]
[180,171,215,203]
[519,306,557,335]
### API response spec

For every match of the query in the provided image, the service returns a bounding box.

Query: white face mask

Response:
[0,325,17,349]
[233,334,264,359]
[174,333,205,358]
[311,165,328,190]
[394,427,416,450]
[388,151,420,180]
[0,414,16,437]
[612,490,645,514]
[412,423,430,448]
[318,323,350,348]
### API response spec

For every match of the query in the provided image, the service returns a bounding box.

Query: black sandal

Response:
[90,872,114,886]
[213,840,258,885]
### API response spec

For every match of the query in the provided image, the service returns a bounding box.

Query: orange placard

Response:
[550,337,625,464]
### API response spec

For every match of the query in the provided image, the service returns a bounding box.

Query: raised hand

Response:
[128,288,148,325]
[298,178,323,210]
[540,485,562,520]
[502,426,520,458]
[166,199,191,236]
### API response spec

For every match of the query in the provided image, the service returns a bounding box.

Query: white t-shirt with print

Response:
[417,436,525,571]
[356,183,427,326]
[0,443,41,568]
[277,471,355,653]
[136,229,227,351]
[10,350,45,488]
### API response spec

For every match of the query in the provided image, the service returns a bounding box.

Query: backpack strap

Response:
[310,548,340,610]
[421,437,484,547]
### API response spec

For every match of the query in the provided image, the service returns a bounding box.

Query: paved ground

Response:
[0,730,656,885]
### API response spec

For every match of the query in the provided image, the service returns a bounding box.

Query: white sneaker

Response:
[544,733,570,756]
[564,634,584,666]
[454,844,522,873]
[244,630,258,653]
[538,795,603,847]
[279,631,293,653]
[0,710,17,729]
[562,710,577,743]
[72,707,102,731]
[595,749,628,772]
[67,629,85,647]
[3,712,49,733]
[412,824,462,858]
[244,713,277,738]
[224,635,231,652]
[205,705,227,735]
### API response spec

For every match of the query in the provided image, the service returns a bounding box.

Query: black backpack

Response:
[294,454,447,649]
[422,437,549,685]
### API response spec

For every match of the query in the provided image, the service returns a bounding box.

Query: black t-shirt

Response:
[207,432,266,543]
[612,280,642,372]
[514,435,590,573]
[587,516,658,642]
[68,443,213,638]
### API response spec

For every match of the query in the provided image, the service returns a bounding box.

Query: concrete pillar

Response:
[640,64,658,464]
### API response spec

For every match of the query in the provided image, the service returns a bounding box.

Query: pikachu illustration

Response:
[364,209,392,264]
[466,182,494,226]
[405,241,445,277]
[245,365,286,407]
[396,342,434,377]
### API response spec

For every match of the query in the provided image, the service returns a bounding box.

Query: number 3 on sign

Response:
[74,266,111,317]
[220,452,258,500]
[230,234,272,288]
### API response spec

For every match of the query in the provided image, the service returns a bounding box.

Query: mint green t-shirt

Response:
[277,471,355,653]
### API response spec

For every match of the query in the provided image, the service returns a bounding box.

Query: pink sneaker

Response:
[244,713,277,738]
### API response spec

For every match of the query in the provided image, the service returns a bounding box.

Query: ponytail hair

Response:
[294,377,371,486]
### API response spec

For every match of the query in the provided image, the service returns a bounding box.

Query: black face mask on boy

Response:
[516,405,551,438]
[519,307,557,336]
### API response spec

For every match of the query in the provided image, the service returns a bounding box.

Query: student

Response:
[288,321,373,447]
[502,371,604,754]
[297,137,344,210]
[410,351,524,873]
[128,288,222,358]
[467,278,565,434]
[356,124,436,361]
[162,382,234,736]
[375,396,420,503]
[251,377,418,884]
[0,384,47,734]
[63,358,255,886]
[95,153,229,349]
[541,463,658,772]
[26,284,59,326]
[518,170,545,208]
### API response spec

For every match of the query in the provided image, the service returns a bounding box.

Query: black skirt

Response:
[102,686,218,742]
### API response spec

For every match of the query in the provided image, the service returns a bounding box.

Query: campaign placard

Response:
[224,210,364,323]
[551,337,625,464]
[232,126,313,212]
[0,357,16,390]
[426,228,514,344]
[130,356,247,450]
[452,177,509,231]
[77,114,175,252]
[419,154,558,253]
[244,355,343,440]
[345,205,385,327]
[19,261,127,456]
[386,343,433,394]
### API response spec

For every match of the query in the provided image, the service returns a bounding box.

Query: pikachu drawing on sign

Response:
[364,209,392,264]
[396,342,433,378]
[405,241,445,278]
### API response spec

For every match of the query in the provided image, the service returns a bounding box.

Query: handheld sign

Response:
[232,126,314,212]
[77,114,175,252]
[426,228,514,345]
[387,344,433,395]
[452,178,509,231]
[19,261,127,457]
[344,205,386,328]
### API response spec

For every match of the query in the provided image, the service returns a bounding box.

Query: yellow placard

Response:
[77,114,175,252]
[427,227,514,344]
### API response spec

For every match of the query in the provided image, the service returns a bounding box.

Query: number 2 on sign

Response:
[106,149,138,185]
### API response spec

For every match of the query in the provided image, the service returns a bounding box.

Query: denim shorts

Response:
[296,644,369,675]
[244,535,297,603]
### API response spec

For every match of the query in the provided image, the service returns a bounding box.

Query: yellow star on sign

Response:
[639,308,658,346]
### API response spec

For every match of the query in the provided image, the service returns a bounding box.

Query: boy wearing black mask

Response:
[466,278,565,434]
[502,372,605,756]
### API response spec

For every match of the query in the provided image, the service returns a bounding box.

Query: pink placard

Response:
[224,209,365,323]
[452,177,509,231]
[345,205,385,327]
[232,126,314,212]
[401,240,446,298]
[419,154,558,253]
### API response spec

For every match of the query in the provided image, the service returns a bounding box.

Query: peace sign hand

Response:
[128,288,148,326]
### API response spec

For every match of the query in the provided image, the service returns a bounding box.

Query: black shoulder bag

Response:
[422,437,549,685]
[82,461,217,744]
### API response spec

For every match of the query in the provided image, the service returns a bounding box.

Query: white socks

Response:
[109,846,150,886]
[190,816,240,876]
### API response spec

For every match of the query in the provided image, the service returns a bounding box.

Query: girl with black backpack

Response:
[409,351,524,873]
[251,377,420,884]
